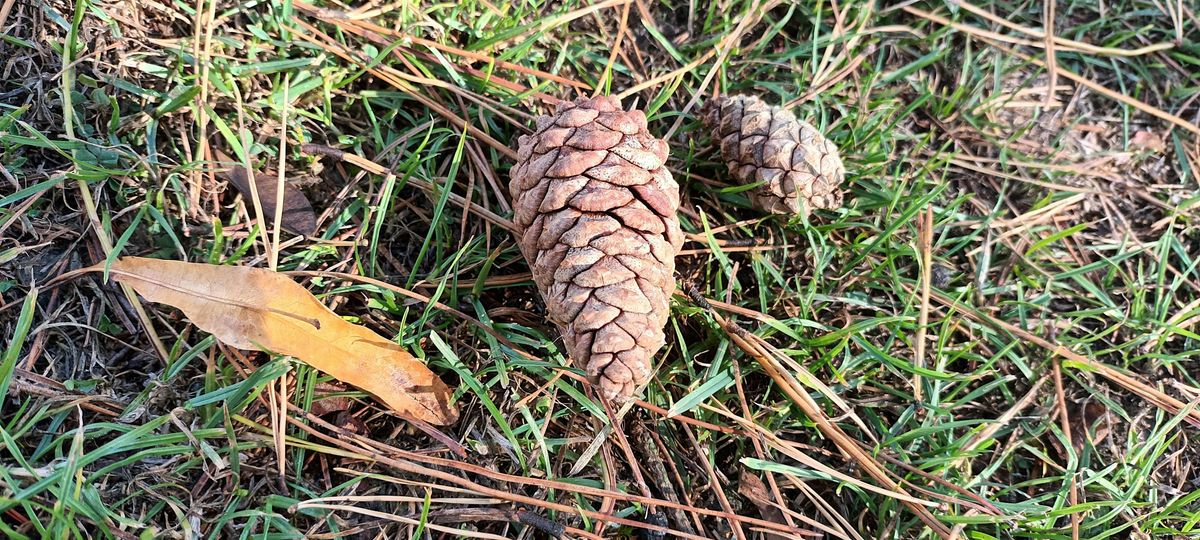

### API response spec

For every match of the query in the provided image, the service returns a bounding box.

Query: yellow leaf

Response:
[108,257,458,424]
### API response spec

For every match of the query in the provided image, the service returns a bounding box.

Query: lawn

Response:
[2,0,1200,538]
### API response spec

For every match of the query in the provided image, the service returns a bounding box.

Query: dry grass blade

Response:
[1051,357,1081,540]
[903,5,1200,136]
[299,144,515,232]
[288,19,518,160]
[12,0,1199,535]
[956,375,1048,466]
[950,0,1175,56]
[293,15,548,119]
[56,12,170,366]
[738,470,810,537]
[292,503,513,540]
[928,288,1200,427]
[665,0,781,139]
[914,205,933,401]
[293,0,587,90]
[103,257,459,424]
[1041,0,1057,109]
[687,290,952,537]
[704,402,931,506]
[279,409,810,539]
[0,0,16,38]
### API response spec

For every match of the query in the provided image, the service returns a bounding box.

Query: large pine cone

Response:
[702,94,845,216]
[510,96,683,400]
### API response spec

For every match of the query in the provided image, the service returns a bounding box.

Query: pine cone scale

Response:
[569,128,623,150]
[510,96,682,400]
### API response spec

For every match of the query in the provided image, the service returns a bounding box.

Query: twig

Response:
[630,420,700,537]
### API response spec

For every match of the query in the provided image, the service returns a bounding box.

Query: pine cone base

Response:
[703,94,845,216]
[510,96,683,400]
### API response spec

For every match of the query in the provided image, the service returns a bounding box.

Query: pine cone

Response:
[510,96,683,400]
[702,94,845,216]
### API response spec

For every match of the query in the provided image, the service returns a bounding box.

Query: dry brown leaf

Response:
[215,150,317,235]
[738,469,788,530]
[1045,400,1113,459]
[1129,130,1166,153]
[1070,401,1112,454]
[308,381,354,417]
[107,257,458,424]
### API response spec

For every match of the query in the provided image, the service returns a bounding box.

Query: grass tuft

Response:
[2,0,1199,537]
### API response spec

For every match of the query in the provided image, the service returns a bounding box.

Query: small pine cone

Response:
[702,94,845,216]
[510,96,683,400]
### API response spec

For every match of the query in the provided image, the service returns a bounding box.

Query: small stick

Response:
[630,420,699,537]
